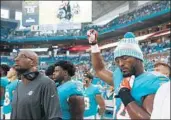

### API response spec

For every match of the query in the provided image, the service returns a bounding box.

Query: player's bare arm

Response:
[0,87,5,99]
[68,95,85,119]
[95,94,106,115]
[126,94,155,119]
[88,29,113,86]
[117,79,155,119]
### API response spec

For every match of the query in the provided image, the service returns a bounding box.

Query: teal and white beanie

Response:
[114,32,144,61]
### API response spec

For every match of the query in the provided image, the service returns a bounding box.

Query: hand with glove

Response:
[115,76,135,107]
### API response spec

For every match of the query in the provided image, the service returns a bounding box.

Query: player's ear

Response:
[166,72,169,77]
[30,60,34,66]
[64,70,68,76]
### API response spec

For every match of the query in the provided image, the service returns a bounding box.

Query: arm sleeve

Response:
[1,78,9,87]
[141,75,169,101]
[150,76,169,93]
[42,81,62,120]
[71,81,84,96]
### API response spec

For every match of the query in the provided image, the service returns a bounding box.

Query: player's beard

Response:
[54,76,64,84]
[123,65,136,77]
[15,68,28,75]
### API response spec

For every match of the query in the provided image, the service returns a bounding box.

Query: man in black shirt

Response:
[11,50,61,120]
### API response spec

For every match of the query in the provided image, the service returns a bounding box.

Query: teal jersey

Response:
[84,84,102,117]
[57,80,84,119]
[0,77,9,106]
[113,67,169,119]
[3,80,19,114]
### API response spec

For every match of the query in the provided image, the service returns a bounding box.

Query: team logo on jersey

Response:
[159,76,168,81]
[75,81,83,92]
[28,90,34,96]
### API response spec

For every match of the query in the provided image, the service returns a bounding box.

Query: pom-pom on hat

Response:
[114,32,144,61]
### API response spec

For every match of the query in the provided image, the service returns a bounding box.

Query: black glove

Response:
[115,88,135,107]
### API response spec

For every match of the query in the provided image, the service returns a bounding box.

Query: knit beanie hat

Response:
[114,32,144,61]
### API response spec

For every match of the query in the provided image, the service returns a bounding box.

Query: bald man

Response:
[11,50,62,120]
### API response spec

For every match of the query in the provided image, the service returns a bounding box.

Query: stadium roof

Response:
[1,1,126,21]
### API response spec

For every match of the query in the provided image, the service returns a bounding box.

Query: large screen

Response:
[22,1,39,27]
[39,1,92,25]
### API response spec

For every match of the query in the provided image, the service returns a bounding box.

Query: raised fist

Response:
[87,29,98,45]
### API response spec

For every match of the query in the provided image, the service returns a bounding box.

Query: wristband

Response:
[90,42,97,45]
[118,88,135,107]
[91,44,100,53]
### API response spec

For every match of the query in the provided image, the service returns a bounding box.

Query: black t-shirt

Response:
[11,73,61,120]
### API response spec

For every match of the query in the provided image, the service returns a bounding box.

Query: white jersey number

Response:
[84,97,90,110]
[4,91,10,106]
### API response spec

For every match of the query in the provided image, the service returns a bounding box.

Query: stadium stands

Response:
[1,1,170,42]
[1,41,170,79]
[1,18,19,40]
[1,1,170,119]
